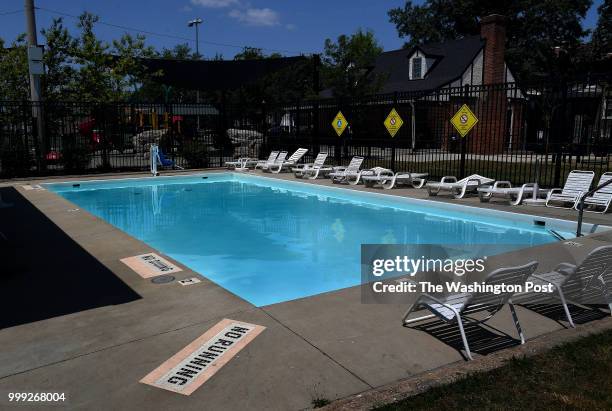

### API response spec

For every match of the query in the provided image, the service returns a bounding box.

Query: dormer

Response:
[408,49,437,80]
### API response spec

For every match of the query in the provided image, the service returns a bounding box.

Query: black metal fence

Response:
[1,77,611,186]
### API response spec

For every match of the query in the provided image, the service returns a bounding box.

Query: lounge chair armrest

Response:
[416,292,444,304]
[549,189,581,202]
[492,181,512,189]
[440,176,458,183]
[466,178,485,186]
[546,188,563,201]
[554,262,577,276]
[395,171,421,179]
[416,293,465,316]
[530,273,558,285]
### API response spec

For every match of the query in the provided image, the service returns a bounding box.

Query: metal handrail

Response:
[576,178,612,237]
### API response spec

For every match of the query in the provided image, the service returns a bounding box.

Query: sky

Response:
[0,0,604,59]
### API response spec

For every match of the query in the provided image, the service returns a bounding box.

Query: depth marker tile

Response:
[120,253,183,278]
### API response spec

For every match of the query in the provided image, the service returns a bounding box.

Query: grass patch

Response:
[375,329,612,411]
[312,397,331,408]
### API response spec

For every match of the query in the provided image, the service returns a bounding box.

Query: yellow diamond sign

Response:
[384,108,403,137]
[451,104,478,137]
[332,111,348,136]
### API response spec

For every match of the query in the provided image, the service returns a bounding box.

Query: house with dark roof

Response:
[322,15,515,96]
[370,33,516,93]
[320,15,529,154]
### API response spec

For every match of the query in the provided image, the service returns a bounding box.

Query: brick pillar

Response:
[481,14,507,84]
[469,14,507,154]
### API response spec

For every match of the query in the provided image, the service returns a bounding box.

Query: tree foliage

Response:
[0,35,30,101]
[591,0,612,56]
[41,18,78,100]
[388,0,593,81]
[321,29,384,98]
[233,46,282,60]
[1,12,165,102]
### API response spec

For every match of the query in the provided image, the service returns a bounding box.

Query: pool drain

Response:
[151,275,175,284]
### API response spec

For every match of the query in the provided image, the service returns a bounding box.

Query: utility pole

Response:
[24,0,45,169]
[188,18,203,131]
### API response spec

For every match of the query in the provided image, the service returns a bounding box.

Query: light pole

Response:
[188,18,203,57]
[188,18,203,130]
[24,0,46,169]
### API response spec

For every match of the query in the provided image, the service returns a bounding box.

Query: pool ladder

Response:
[576,177,612,237]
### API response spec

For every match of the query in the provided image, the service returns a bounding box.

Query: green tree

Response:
[70,12,116,101]
[41,18,78,101]
[160,43,197,60]
[388,0,592,81]
[112,33,157,96]
[591,0,612,56]
[0,34,29,101]
[321,29,384,98]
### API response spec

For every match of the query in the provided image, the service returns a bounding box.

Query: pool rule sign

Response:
[332,111,348,136]
[450,104,478,137]
[384,108,404,137]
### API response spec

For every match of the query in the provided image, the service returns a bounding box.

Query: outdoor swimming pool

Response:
[47,173,582,306]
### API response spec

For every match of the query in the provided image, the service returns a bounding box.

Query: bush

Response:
[181,142,209,169]
[60,135,91,172]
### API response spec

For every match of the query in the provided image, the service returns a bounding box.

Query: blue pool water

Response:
[48,173,570,306]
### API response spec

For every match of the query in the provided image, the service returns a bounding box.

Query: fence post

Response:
[335,99,342,165]
[391,92,398,171]
[295,99,301,141]
[21,101,34,175]
[459,85,470,178]
[313,99,319,155]
[220,92,227,167]
[254,100,270,158]
[553,78,567,187]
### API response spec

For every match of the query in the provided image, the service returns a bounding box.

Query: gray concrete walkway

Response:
[0,169,610,410]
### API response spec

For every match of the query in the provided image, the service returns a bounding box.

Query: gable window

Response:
[411,57,423,79]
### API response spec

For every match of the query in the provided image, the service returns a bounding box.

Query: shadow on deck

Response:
[0,187,141,330]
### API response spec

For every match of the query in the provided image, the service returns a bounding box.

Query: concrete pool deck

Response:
[0,169,611,410]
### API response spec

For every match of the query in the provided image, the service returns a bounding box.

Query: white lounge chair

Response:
[524,245,612,328]
[362,171,428,189]
[345,167,392,186]
[293,152,328,178]
[578,172,612,213]
[225,157,259,170]
[545,170,594,209]
[254,151,280,169]
[403,261,538,360]
[261,151,287,172]
[427,174,494,199]
[328,156,365,184]
[266,148,308,173]
[478,181,550,206]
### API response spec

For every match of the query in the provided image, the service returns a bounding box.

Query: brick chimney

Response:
[481,14,506,84]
